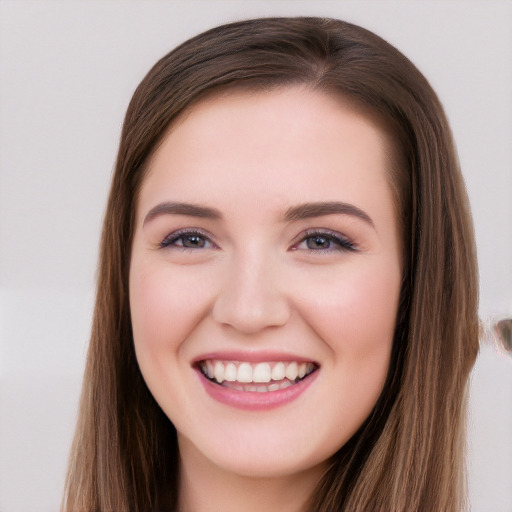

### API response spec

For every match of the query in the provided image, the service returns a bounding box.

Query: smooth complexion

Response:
[129,87,403,512]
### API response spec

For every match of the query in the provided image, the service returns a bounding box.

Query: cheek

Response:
[303,262,400,349]
[343,270,400,354]
[268,264,400,462]
[300,260,400,402]
[129,262,213,366]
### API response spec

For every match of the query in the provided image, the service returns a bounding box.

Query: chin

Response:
[177,423,342,481]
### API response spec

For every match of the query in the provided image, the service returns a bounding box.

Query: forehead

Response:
[163,85,387,154]
[135,87,400,241]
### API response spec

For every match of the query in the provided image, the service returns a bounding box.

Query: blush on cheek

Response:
[348,264,401,325]
[131,267,214,354]
[302,271,399,381]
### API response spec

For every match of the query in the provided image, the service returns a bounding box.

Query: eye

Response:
[160,229,215,250]
[293,230,357,253]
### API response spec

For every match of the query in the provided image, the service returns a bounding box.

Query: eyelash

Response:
[160,229,216,250]
[160,229,357,253]
[292,229,357,253]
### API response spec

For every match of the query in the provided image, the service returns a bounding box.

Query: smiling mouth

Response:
[197,360,318,392]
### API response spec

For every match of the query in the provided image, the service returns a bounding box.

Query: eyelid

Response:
[291,228,358,252]
[160,228,217,249]
[158,227,357,252]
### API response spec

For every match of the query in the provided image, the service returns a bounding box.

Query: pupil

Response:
[307,236,329,249]
[184,235,204,248]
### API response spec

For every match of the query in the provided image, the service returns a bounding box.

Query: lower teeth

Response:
[217,378,297,392]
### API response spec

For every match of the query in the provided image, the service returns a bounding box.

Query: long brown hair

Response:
[62,17,479,512]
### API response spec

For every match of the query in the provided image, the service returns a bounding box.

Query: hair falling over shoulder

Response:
[61,17,479,512]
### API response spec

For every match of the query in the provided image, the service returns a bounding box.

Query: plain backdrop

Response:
[0,1,511,511]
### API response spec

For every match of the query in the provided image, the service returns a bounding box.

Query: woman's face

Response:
[129,87,402,480]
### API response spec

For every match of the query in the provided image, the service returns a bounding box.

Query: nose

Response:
[212,252,291,334]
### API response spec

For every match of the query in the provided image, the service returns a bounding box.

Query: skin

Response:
[129,86,403,512]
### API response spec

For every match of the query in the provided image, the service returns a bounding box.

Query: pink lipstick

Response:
[194,355,319,410]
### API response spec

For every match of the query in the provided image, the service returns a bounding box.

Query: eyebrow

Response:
[283,201,374,226]
[143,200,374,227]
[143,201,222,226]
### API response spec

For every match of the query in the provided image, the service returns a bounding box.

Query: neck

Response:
[177,436,325,512]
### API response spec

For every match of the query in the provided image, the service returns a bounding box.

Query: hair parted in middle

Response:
[62,17,479,512]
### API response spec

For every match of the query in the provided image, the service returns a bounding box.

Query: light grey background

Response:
[0,1,511,511]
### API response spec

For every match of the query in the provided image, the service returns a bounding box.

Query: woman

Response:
[62,17,479,512]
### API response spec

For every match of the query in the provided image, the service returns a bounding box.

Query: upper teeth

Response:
[200,360,315,384]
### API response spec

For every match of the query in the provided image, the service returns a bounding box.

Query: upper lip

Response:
[192,350,319,365]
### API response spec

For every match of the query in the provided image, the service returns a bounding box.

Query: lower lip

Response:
[197,369,318,411]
